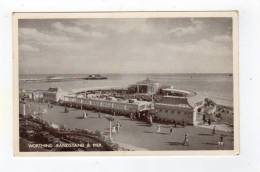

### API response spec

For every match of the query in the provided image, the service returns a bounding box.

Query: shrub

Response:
[95,130,102,138]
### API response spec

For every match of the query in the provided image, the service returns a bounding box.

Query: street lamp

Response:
[80,98,83,110]
[20,96,27,116]
[105,115,114,140]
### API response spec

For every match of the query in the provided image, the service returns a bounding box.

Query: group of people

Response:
[82,111,88,119]
[64,107,69,113]
[47,102,53,109]
[155,124,189,146]
[129,112,143,121]
[81,110,103,119]
[202,115,212,126]
[155,124,223,147]
[66,106,225,149]
[112,121,122,135]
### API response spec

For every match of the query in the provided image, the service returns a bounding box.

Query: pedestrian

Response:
[133,113,136,120]
[112,126,117,135]
[156,125,161,133]
[85,111,88,118]
[169,126,174,135]
[98,112,101,118]
[64,107,69,113]
[116,121,121,134]
[212,125,216,135]
[218,135,224,148]
[208,118,211,126]
[82,111,86,119]
[130,113,133,120]
[182,120,186,127]
[183,133,189,146]
[202,114,206,124]
[173,120,177,128]
[149,115,153,126]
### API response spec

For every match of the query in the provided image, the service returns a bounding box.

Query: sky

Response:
[18,17,233,74]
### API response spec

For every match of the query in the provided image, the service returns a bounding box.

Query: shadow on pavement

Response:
[202,142,218,146]
[120,118,132,121]
[157,132,169,135]
[137,124,151,127]
[167,141,184,146]
[88,116,100,119]
[198,133,213,136]
[75,116,84,119]
[144,131,154,134]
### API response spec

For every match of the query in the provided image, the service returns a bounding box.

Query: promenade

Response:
[27,102,234,150]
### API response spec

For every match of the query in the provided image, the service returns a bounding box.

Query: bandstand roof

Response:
[135,78,159,85]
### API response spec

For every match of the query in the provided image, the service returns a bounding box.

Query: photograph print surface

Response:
[14,12,239,155]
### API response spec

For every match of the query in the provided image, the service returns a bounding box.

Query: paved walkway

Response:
[26,102,234,150]
[196,123,233,132]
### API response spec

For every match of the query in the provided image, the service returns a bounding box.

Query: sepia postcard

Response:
[13,12,239,156]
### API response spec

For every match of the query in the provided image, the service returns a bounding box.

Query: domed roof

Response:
[135,78,159,85]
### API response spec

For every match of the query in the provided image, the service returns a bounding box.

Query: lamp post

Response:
[105,115,114,140]
[80,98,83,110]
[109,120,112,139]
[23,103,26,116]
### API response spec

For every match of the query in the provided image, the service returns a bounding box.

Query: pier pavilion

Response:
[128,78,160,95]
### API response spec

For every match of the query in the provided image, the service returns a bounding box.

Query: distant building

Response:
[128,78,160,95]
[19,89,44,101]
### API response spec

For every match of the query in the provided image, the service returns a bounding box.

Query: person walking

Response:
[112,126,117,135]
[138,112,141,119]
[116,121,121,134]
[173,120,177,128]
[156,125,161,133]
[149,115,153,126]
[182,120,186,128]
[208,118,211,126]
[218,135,224,148]
[183,133,189,146]
[212,125,216,135]
[64,107,69,113]
[202,114,206,124]
[169,126,174,135]
[130,112,133,120]
[83,111,87,119]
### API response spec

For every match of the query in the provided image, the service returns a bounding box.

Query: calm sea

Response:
[19,73,233,107]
